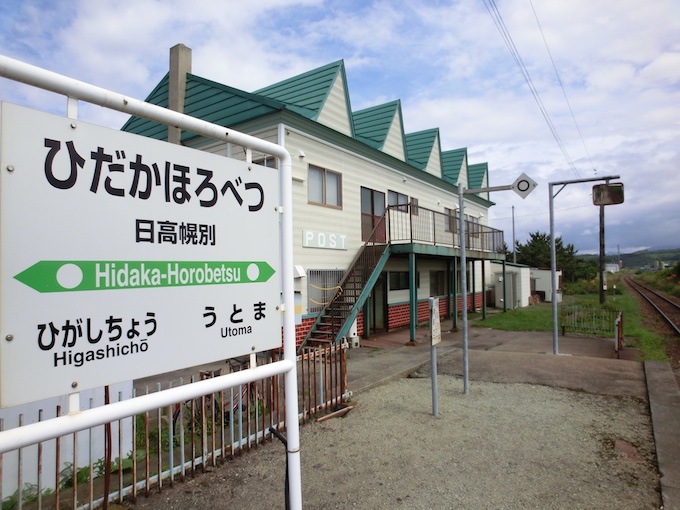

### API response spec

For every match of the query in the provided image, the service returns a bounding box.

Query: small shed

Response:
[530,267,562,302]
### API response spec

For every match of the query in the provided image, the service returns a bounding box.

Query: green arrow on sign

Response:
[14,260,276,293]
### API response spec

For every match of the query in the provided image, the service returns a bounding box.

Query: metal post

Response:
[430,342,438,416]
[549,175,620,358]
[429,298,439,417]
[409,252,417,343]
[459,188,469,395]
[549,182,559,355]
[512,205,516,264]
[599,205,606,304]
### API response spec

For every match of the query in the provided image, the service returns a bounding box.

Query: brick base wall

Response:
[294,292,487,345]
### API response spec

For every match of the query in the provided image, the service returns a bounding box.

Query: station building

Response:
[124,44,512,349]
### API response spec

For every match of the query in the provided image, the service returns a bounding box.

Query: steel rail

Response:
[625,276,680,336]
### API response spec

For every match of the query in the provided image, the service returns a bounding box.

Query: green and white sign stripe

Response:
[14,260,276,293]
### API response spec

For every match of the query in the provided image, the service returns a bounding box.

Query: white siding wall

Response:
[316,75,352,137]
[458,156,468,189]
[187,127,491,316]
[284,129,481,314]
[424,136,442,178]
[383,113,405,161]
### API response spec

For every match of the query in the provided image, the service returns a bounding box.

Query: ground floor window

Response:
[430,271,446,296]
[389,271,419,290]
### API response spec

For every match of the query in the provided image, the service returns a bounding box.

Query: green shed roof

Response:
[255,60,350,126]
[404,128,439,170]
[467,162,488,190]
[120,57,496,207]
[441,148,467,185]
[353,100,401,150]
[122,73,289,142]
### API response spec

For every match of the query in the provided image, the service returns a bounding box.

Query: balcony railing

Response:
[386,204,504,253]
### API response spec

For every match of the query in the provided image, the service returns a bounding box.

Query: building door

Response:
[361,187,386,242]
[370,272,387,332]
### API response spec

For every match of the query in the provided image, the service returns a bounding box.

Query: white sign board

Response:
[512,172,538,199]
[429,298,441,345]
[0,103,281,407]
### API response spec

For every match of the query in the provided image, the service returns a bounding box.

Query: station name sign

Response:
[0,103,281,407]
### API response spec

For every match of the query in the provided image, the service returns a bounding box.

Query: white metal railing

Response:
[0,54,303,508]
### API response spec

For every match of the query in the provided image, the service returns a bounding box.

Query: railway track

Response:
[624,275,680,336]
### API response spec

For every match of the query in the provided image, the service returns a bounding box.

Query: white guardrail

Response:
[0,54,303,509]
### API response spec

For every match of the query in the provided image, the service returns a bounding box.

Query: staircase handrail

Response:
[328,207,390,305]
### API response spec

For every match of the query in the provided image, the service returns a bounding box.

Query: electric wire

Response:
[483,0,589,192]
[529,0,597,178]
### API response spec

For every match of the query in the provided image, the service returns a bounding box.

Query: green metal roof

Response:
[467,162,488,190]
[353,100,403,151]
[255,60,352,133]
[404,128,439,170]
[122,73,287,142]
[441,148,467,185]
[120,59,495,208]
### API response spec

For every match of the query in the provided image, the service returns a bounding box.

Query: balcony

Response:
[386,204,504,254]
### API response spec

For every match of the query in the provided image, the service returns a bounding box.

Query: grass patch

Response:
[474,280,669,362]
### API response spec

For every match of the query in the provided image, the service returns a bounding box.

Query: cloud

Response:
[0,0,678,253]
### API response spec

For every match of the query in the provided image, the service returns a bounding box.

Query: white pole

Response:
[279,129,303,510]
[0,54,304,507]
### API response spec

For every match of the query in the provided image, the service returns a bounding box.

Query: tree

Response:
[514,231,596,282]
[515,231,552,268]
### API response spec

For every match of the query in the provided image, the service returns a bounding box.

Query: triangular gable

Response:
[405,128,441,176]
[122,73,286,142]
[255,60,354,137]
[441,148,468,187]
[353,100,406,161]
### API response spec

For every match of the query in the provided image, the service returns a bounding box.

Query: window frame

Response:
[444,207,458,233]
[308,164,343,209]
[410,197,419,216]
[388,190,409,212]
[389,271,419,291]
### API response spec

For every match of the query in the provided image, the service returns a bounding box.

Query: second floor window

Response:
[445,207,458,233]
[308,165,342,208]
[388,190,408,212]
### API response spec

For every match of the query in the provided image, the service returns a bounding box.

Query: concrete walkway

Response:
[347,319,680,510]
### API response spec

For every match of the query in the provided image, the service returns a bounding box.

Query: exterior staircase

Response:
[300,217,391,351]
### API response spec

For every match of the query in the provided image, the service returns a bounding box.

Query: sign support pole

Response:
[459,173,537,394]
[429,297,441,416]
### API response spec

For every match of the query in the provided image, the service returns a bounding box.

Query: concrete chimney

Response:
[168,44,192,144]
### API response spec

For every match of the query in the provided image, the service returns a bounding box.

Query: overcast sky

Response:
[1,0,678,256]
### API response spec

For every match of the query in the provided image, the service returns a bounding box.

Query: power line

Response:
[529,0,597,177]
[482,0,588,189]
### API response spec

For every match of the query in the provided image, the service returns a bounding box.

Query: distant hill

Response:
[579,248,680,270]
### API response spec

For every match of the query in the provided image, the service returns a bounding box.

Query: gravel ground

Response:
[125,374,660,510]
